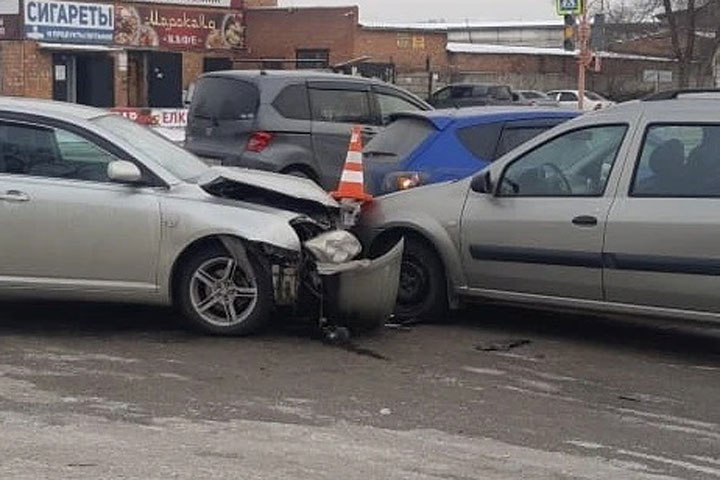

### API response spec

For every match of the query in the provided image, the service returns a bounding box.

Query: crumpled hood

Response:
[198,167,340,210]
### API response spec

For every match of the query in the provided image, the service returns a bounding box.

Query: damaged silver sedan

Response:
[0,98,402,335]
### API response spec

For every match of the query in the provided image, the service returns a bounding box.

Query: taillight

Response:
[246,131,274,153]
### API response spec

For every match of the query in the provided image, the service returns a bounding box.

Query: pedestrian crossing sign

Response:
[557,0,582,15]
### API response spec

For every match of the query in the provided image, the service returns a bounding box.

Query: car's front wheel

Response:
[176,245,273,335]
[394,237,447,322]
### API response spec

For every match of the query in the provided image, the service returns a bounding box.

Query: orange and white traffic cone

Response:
[331,125,373,227]
[332,125,373,203]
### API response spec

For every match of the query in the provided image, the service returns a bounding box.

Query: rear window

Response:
[190,77,258,121]
[364,117,436,163]
[273,84,311,120]
[495,124,561,158]
[456,123,503,161]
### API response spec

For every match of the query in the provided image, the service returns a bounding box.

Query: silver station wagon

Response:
[359,90,720,325]
[0,98,402,335]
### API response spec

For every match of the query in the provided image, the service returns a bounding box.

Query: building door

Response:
[53,54,114,108]
[52,54,76,103]
[76,55,114,108]
[148,51,182,108]
[203,57,232,73]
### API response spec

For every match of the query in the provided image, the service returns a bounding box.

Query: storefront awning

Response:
[37,43,122,53]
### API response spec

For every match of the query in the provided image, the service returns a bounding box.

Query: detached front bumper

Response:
[318,239,404,330]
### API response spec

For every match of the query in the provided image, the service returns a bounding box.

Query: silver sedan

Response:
[0,98,402,335]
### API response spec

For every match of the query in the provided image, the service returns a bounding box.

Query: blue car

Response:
[364,107,580,195]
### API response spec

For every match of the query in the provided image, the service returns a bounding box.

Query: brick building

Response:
[0,0,275,107]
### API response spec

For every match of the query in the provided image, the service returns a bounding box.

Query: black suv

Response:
[185,71,431,190]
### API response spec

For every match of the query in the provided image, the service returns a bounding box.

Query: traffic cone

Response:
[331,125,373,203]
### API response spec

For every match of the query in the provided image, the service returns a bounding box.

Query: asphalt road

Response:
[0,301,718,479]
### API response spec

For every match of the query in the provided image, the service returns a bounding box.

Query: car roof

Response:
[0,96,104,121]
[392,106,579,129]
[201,69,392,86]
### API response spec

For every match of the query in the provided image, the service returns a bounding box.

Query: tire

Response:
[394,237,447,322]
[176,244,273,336]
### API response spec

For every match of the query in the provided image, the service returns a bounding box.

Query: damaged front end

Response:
[291,221,404,332]
[201,168,403,331]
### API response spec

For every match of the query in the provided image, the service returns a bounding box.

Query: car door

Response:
[459,123,631,300]
[604,117,720,314]
[0,118,161,294]
[308,81,375,189]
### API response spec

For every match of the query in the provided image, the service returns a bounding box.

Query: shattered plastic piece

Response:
[474,339,532,352]
[304,230,362,264]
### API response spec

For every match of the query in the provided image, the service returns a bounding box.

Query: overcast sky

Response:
[278,0,558,23]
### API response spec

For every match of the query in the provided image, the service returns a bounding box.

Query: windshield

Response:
[92,115,209,181]
[585,91,605,101]
[521,91,545,99]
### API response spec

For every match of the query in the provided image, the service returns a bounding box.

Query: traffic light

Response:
[563,15,575,51]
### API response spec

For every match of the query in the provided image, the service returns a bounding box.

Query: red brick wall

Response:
[1,41,52,98]
[354,29,448,73]
[244,7,358,67]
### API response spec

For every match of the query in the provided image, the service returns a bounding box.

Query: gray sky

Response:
[279,0,558,23]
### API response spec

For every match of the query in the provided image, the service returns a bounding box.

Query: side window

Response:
[309,89,372,124]
[631,125,720,197]
[272,84,311,120]
[488,86,512,101]
[495,126,550,159]
[376,93,423,125]
[559,92,578,102]
[499,125,627,197]
[456,123,503,161]
[0,122,120,183]
[451,86,473,99]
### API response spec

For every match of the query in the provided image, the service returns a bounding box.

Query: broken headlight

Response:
[304,230,362,264]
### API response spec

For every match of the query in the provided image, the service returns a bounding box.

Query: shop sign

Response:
[24,0,114,44]
[114,4,245,51]
[125,0,243,8]
[0,0,21,39]
[111,107,187,127]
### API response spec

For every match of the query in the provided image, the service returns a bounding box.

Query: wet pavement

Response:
[0,301,718,479]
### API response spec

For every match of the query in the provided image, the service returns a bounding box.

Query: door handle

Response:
[572,215,598,227]
[0,190,30,202]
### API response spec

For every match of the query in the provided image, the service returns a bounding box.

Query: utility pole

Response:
[577,0,592,111]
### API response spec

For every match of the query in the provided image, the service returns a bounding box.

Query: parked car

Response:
[547,89,615,111]
[515,90,560,107]
[364,107,579,195]
[184,71,431,190]
[358,91,720,325]
[428,83,517,109]
[0,97,403,336]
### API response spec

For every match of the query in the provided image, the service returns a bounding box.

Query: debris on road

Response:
[474,339,532,352]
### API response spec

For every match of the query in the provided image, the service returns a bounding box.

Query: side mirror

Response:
[470,170,493,194]
[108,160,142,184]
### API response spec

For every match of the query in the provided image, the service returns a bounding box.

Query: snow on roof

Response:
[360,20,564,31]
[446,42,675,62]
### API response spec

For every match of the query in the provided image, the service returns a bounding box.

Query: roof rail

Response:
[643,89,720,101]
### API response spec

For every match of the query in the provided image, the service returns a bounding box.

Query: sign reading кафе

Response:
[24,0,114,44]
[114,4,245,50]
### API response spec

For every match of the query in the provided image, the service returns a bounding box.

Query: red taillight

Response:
[246,131,274,153]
